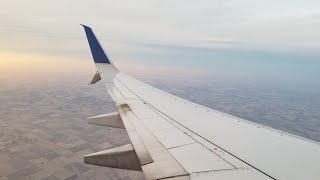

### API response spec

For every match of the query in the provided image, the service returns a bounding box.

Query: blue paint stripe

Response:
[81,24,111,64]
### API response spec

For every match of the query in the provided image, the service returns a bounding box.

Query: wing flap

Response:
[153,127,196,149]
[117,103,154,166]
[119,103,188,179]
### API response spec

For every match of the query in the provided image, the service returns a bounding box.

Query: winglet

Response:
[81,24,111,64]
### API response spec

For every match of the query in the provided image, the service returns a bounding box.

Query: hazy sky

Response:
[1,0,320,58]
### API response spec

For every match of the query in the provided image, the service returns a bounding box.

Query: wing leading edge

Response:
[80,25,320,180]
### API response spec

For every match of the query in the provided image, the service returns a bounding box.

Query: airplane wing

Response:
[80,25,320,180]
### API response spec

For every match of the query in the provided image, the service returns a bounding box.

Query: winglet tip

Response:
[80,24,91,30]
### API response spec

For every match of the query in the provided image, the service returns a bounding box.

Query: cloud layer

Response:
[1,0,320,57]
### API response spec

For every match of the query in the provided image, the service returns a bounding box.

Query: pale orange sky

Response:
[0,51,209,86]
[0,52,96,84]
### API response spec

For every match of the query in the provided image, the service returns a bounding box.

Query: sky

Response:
[1,0,320,142]
[1,0,320,61]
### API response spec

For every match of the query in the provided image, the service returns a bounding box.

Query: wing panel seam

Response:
[114,76,276,180]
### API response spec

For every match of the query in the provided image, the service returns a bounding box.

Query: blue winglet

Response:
[81,24,111,63]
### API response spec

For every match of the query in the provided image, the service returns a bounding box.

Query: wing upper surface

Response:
[109,74,272,180]
[112,73,320,180]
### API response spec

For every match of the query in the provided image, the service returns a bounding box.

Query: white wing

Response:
[81,25,320,180]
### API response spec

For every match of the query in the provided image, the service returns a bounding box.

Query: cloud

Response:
[1,0,320,57]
